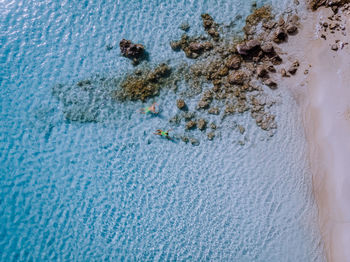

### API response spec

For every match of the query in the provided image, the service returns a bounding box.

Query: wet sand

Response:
[280,5,350,262]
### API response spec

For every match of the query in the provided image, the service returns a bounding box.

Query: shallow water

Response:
[0,0,325,261]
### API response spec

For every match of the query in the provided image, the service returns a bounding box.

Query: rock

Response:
[186,120,197,130]
[183,112,196,120]
[273,27,287,43]
[210,123,217,129]
[208,107,220,115]
[183,41,213,58]
[147,64,171,82]
[212,84,220,92]
[201,13,220,40]
[170,41,182,51]
[245,6,272,29]
[197,91,213,109]
[261,42,275,53]
[236,102,248,113]
[254,113,263,123]
[180,22,190,31]
[197,99,210,109]
[218,66,229,77]
[181,136,189,143]
[203,41,214,50]
[263,20,278,30]
[118,63,171,101]
[122,80,156,101]
[197,119,207,130]
[119,39,145,61]
[190,138,200,146]
[212,79,221,87]
[278,17,285,27]
[207,132,215,140]
[120,78,157,101]
[170,34,213,59]
[208,28,219,39]
[218,47,233,58]
[288,65,298,75]
[271,55,283,65]
[309,0,328,10]
[238,125,245,134]
[188,42,205,53]
[309,0,349,11]
[331,44,338,51]
[329,23,337,30]
[281,68,289,77]
[237,39,261,55]
[286,24,298,34]
[176,99,186,110]
[257,66,268,77]
[225,55,241,69]
[202,90,213,100]
[224,105,236,115]
[293,60,299,67]
[264,79,277,89]
[203,19,213,29]
[267,65,276,72]
[331,5,338,13]
[184,48,199,59]
[201,13,214,29]
[228,71,247,85]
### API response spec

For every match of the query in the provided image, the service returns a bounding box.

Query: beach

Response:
[304,8,350,262]
[279,3,350,261]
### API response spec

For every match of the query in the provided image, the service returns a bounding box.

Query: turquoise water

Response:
[0,0,325,261]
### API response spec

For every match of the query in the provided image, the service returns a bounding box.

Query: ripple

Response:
[0,0,325,261]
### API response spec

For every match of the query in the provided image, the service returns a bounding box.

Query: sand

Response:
[279,5,350,262]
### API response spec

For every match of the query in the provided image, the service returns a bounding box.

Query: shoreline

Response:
[280,3,350,261]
